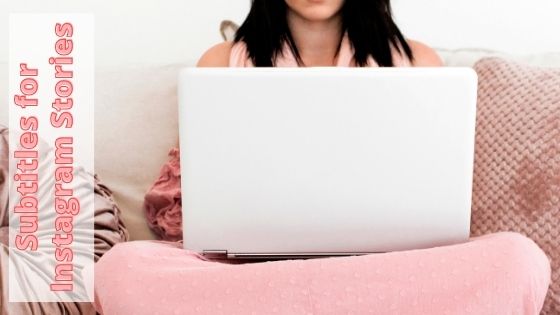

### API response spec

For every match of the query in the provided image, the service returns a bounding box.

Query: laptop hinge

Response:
[202,250,228,259]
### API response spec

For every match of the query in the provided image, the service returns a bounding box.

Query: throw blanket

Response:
[0,125,129,315]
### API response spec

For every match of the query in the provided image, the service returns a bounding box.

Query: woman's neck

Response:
[286,11,343,67]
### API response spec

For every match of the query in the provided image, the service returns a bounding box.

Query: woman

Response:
[94,1,550,314]
[198,0,442,67]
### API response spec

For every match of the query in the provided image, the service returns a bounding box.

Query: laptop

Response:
[178,67,478,260]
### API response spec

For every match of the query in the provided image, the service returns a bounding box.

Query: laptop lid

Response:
[178,68,478,259]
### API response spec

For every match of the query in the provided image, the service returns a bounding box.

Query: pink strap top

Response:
[229,34,412,67]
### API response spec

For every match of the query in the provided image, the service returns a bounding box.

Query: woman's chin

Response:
[293,8,341,23]
[286,0,344,23]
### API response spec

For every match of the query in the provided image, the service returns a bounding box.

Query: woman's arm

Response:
[196,42,233,67]
[407,40,444,67]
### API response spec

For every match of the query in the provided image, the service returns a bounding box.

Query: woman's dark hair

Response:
[234,0,413,67]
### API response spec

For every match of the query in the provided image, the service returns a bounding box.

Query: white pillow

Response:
[94,63,190,240]
[0,62,178,241]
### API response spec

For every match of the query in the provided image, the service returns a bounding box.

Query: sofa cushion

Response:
[471,57,559,313]
[0,62,191,241]
[94,64,187,240]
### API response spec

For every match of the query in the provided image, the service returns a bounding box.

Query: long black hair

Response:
[234,0,413,67]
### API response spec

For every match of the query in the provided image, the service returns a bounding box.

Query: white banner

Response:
[8,14,94,302]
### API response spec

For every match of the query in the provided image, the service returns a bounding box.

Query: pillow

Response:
[471,58,559,314]
[220,20,238,41]
[94,64,187,240]
[0,62,186,242]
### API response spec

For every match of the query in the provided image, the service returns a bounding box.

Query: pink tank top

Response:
[229,33,412,67]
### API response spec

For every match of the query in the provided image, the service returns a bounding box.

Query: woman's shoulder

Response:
[196,41,235,67]
[197,39,442,67]
[406,40,444,67]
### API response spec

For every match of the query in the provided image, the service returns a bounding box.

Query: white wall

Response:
[1,0,250,67]
[2,0,560,67]
[392,0,560,54]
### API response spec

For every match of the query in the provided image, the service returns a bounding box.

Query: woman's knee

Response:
[492,232,551,306]
[495,232,550,273]
[103,241,141,258]
[96,241,152,272]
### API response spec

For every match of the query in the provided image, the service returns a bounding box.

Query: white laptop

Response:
[178,68,478,260]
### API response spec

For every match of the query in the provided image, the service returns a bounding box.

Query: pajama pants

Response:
[94,232,550,315]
